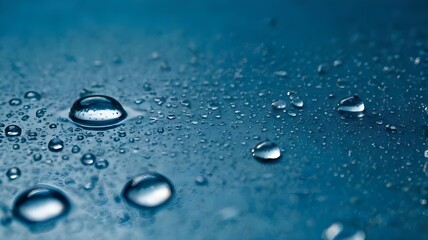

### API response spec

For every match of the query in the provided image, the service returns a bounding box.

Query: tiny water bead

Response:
[81,153,96,165]
[48,138,64,152]
[6,167,21,180]
[12,186,71,224]
[322,222,365,240]
[337,95,365,118]
[69,95,127,128]
[5,125,22,137]
[122,172,174,209]
[252,141,281,162]
[24,91,41,101]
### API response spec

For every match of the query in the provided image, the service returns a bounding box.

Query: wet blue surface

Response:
[0,0,427,239]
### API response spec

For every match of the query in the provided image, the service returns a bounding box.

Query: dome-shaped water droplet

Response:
[48,138,64,152]
[252,141,281,162]
[24,91,42,101]
[337,95,365,118]
[272,100,287,110]
[291,98,304,108]
[322,222,365,240]
[9,98,22,106]
[122,172,174,209]
[94,159,109,169]
[81,153,95,165]
[12,186,71,225]
[5,125,22,137]
[6,167,21,180]
[69,95,127,129]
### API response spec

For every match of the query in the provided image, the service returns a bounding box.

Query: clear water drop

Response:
[337,95,365,118]
[81,153,95,165]
[5,125,22,137]
[6,167,21,180]
[12,186,71,224]
[94,159,109,169]
[9,98,22,106]
[291,98,304,109]
[48,138,64,152]
[122,172,174,209]
[272,100,287,110]
[322,222,365,240]
[69,95,127,129]
[24,91,41,101]
[252,141,281,162]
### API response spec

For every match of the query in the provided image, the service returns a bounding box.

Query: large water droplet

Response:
[5,125,22,137]
[122,172,174,209]
[252,141,281,162]
[337,95,365,118]
[48,138,64,152]
[69,95,127,129]
[322,222,365,240]
[12,186,71,224]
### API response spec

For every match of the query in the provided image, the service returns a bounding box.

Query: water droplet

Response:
[337,95,365,118]
[48,138,64,152]
[122,172,174,209]
[6,167,21,180]
[322,222,365,240]
[33,154,42,161]
[252,141,281,162]
[291,98,304,108]
[5,125,22,137]
[9,98,22,106]
[272,100,287,110]
[71,145,81,153]
[81,153,95,165]
[24,91,41,101]
[12,186,71,224]
[94,159,109,169]
[69,95,127,129]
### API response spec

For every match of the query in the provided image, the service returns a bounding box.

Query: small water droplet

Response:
[81,153,95,165]
[272,100,287,110]
[33,154,42,161]
[122,172,174,209]
[337,95,365,118]
[291,98,304,109]
[6,167,21,180]
[48,138,64,152]
[69,95,127,129]
[94,159,109,169]
[9,98,22,106]
[71,145,81,153]
[5,125,22,137]
[12,186,71,225]
[252,141,281,162]
[322,222,365,240]
[24,91,41,101]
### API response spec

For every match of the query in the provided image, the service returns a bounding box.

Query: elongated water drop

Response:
[337,95,365,118]
[252,141,281,163]
[5,125,22,137]
[69,95,127,129]
[122,172,174,209]
[12,186,71,225]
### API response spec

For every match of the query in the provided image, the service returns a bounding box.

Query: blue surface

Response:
[0,0,427,239]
